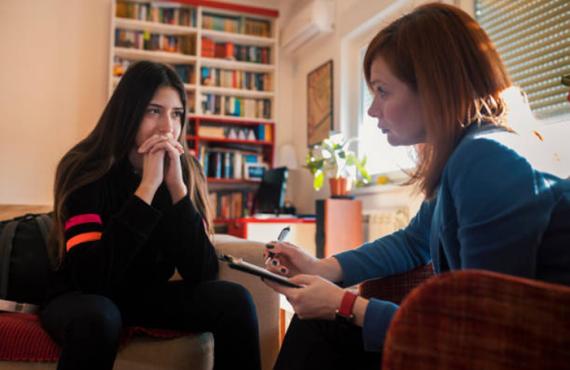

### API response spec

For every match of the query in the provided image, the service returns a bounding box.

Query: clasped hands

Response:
[136,133,187,203]
[262,241,345,320]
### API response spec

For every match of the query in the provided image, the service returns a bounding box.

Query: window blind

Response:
[475,0,570,119]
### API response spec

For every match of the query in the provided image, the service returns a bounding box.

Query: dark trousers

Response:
[40,280,260,370]
[274,315,382,370]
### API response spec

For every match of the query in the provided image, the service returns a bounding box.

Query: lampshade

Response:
[277,144,299,170]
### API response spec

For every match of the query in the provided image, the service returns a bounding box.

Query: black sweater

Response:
[49,160,218,306]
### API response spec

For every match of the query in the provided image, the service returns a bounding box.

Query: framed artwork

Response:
[307,60,333,147]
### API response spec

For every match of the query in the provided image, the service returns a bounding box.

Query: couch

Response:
[360,265,570,370]
[0,234,280,370]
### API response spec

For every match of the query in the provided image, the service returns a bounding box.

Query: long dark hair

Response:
[363,3,512,198]
[50,61,213,266]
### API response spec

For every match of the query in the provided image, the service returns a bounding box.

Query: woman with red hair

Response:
[263,3,570,369]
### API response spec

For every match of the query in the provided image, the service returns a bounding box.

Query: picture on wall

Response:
[307,60,333,147]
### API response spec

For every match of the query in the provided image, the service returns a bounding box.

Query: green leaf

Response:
[314,170,324,190]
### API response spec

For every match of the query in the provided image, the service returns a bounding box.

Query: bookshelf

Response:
[187,116,275,225]
[109,0,279,229]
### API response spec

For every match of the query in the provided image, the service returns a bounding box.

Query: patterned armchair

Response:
[359,265,570,370]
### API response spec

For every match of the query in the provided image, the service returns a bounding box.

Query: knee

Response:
[202,281,257,318]
[66,296,122,342]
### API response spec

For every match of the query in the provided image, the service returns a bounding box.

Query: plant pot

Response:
[329,177,352,197]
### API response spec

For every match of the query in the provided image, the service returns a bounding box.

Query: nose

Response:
[158,114,174,135]
[367,95,382,119]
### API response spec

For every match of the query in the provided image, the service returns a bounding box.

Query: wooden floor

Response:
[0,205,53,221]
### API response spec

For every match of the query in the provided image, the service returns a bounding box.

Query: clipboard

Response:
[219,254,301,288]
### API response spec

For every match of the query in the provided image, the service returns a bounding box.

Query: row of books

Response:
[201,38,271,64]
[200,67,272,91]
[202,13,271,37]
[116,2,196,27]
[112,57,195,85]
[115,29,195,55]
[201,94,272,119]
[173,64,195,84]
[198,124,272,142]
[209,191,254,220]
[200,147,263,180]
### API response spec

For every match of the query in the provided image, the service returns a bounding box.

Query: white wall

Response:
[0,0,112,205]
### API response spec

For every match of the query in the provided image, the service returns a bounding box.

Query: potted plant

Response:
[305,133,371,196]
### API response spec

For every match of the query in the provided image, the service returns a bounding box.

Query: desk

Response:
[227,217,317,256]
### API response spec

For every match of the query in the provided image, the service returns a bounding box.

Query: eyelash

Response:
[376,86,387,96]
[146,108,184,119]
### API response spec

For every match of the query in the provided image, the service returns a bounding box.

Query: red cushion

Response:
[0,312,189,362]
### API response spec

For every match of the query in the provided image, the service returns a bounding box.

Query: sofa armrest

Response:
[383,270,570,370]
[212,234,279,370]
[358,264,433,304]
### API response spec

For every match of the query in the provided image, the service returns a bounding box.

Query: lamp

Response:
[277,144,299,170]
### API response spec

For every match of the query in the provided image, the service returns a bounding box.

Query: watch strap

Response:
[337,291,358,318]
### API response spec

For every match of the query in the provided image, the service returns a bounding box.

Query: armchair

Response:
[360,266,570,370]
[0,234,279,370]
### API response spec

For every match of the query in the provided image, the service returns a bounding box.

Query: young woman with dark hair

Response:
[41,61,261,370]
[262,3,570,370]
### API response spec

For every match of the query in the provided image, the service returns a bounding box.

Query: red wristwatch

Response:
[335,291,358,324]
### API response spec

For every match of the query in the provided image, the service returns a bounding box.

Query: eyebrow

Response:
[148,103,184,110]
[369,79,389,86]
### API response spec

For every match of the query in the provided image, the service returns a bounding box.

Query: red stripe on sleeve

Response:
[65,214,102,231]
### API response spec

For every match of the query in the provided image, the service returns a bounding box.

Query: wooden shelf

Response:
[186,135,272,146]
[200,85,273,99]
[196,113,273,122]
[114,47,197,64]
[115,17,198,35]
[201,28,275,47]
[200,57,274,72]
[187,116,273,125]
[208,178,261,184]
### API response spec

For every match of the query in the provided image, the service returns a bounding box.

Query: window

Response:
[357,47,415,177]
[475,0,570,120]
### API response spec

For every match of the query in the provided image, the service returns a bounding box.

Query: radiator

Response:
[363,207,411,242]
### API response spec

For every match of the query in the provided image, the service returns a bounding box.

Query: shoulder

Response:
[446,125,536,181]
[65,174,110,218]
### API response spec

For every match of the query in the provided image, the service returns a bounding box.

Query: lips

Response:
[377,124,389,134]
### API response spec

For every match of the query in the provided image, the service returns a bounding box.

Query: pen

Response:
[266,226,290,266]
[277,226,291,242]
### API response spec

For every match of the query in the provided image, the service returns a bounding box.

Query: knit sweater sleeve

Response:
[161,196,219,282]
[62,181,161,295]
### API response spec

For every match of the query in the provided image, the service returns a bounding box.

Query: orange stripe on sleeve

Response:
[66,232,102,251]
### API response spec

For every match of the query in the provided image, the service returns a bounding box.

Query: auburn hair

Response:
[363,3,512,198]
[50,61,214,267]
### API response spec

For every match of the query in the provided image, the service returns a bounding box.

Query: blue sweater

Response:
[335,124,570,351]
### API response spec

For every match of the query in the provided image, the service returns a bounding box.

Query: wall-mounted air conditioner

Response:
[281,0,334,54]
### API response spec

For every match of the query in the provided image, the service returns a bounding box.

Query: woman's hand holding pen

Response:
[263,241,320,277]
[263,236,351,321]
